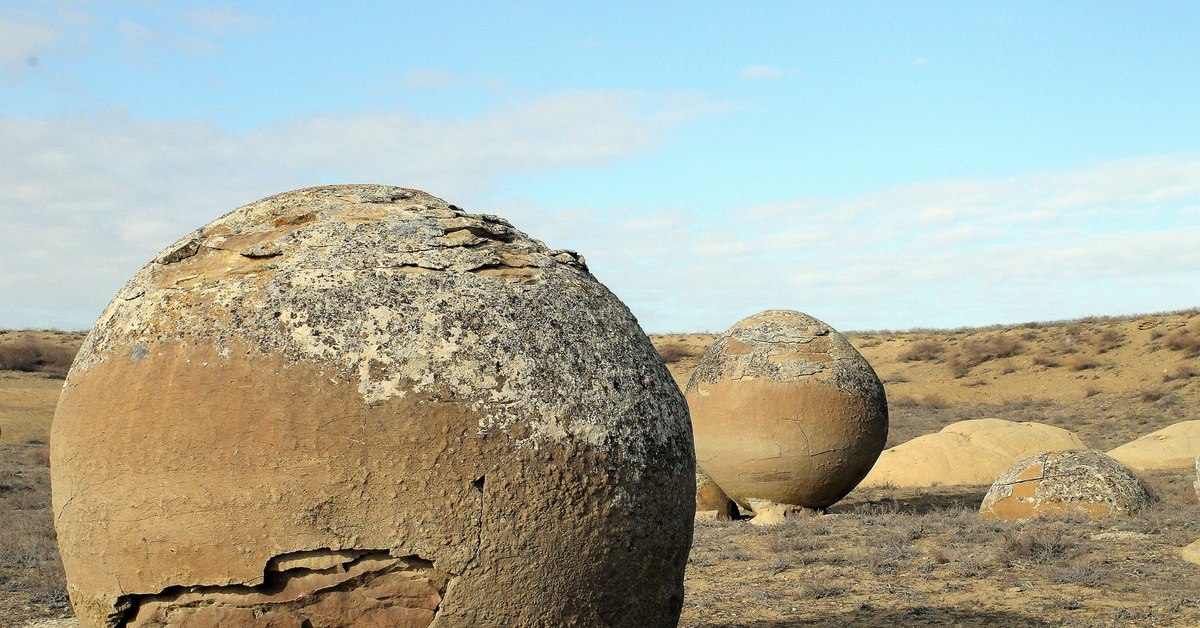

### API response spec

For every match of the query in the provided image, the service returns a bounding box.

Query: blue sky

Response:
[3,2,1199,332]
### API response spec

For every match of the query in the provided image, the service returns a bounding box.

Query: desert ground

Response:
[3,311,1200,626]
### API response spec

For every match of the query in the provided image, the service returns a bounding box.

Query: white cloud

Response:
[489,154,1200,332]
[738,64,784,80]
[0,91,715,329]
[0,10,60,77]
[181,5,270,35]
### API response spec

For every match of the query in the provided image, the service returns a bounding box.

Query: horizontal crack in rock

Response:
[115,550,452,628]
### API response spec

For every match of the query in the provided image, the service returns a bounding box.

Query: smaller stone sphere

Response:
[685,310,888,511]
[979,450,1153,520]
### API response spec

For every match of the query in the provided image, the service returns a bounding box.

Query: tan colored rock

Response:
[860,419,1088,488]
[1107,421,1200,471]
[1194,457,1200,501]
[979,450,1152,520]
[743,498,815,527]
[51,185,695,628]
[1181,539,1200,566]
[695,469,739,520]
[685,310,888,513]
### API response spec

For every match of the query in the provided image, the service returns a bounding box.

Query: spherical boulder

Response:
[685,310,888,513]
[979,450,1152,520]
[51,185,695,627]
[860,419,1088,488]
[1107,420,1200,471]
[695,469,739,520]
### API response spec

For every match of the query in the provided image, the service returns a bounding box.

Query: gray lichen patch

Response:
[981,450,1153,519]
[67,185,685,464]
[52,184,696,628]
[687,309,884,401]
[685,310,888,511]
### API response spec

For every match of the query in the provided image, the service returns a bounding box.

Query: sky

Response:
[2,2,1200,333]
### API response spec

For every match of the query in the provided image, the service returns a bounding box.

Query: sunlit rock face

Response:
[979,450,1152,521]
[51,185,695,628]
[685,310,888,517]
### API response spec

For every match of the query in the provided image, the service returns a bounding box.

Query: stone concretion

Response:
[979,450,1152,520]
[695,469,739,520]
[51,185,695,627]
[861,419,1087,488]
[685,310,888,514]
[1107,421,1200,471]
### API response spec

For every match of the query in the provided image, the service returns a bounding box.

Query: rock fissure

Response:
[112,549,451,628]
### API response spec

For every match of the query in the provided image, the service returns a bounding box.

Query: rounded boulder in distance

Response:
[685,310,888,511]
[979,450,1152,520]
[51,185,695,628]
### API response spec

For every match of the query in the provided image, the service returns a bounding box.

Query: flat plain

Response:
[3,311,1199,626]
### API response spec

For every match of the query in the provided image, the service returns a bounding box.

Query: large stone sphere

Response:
[685,310,887,511]
[979,450,1152,520]
[51,185,695,628]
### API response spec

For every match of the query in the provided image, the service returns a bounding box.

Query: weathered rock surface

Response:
[695,469,739,520]
[685,310,888,513]
[51,185,695,628]
[1107,420,1200,471]
[1194,457,1200,501]
[860,419,1088,488]
[1181,539,1200,566]
[979,450,1152,520]
[743,498,815,527]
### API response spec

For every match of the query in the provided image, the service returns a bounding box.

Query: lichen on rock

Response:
[685,310,888,516]
[979,449,1153,520]
[52,185,695,627]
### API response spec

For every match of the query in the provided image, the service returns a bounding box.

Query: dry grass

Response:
[1031,353,1061,368]
[0,443,70,624]
[887,393,950,410]
[8,310,1200,626]
[656,342,693,364]
[1164,327,1200,357]
[0,331,84,379]
[1068,356,1101,371]
[899,339,944,362]
[1163,365,1198,383]
[683,473,1200,626]
[945,335,1024,378]
[1139,388,1168,403]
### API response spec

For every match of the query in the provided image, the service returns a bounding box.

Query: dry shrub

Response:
[900,339,944,362]
[1091,329,1124,353]
[1163,365,1199,382]
[1139,389,1167,403]
[1164,328,1200,358]
[995,525,1076,566]
[1069,356,1101,371]
[888,393,950,409]
[655,342,690,364]
[1032,353,1060,368]
[0,337,77,378]
[946,358,972,379]
[945,335,1024,378]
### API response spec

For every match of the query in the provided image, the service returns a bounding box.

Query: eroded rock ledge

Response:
[119,550,449,628]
